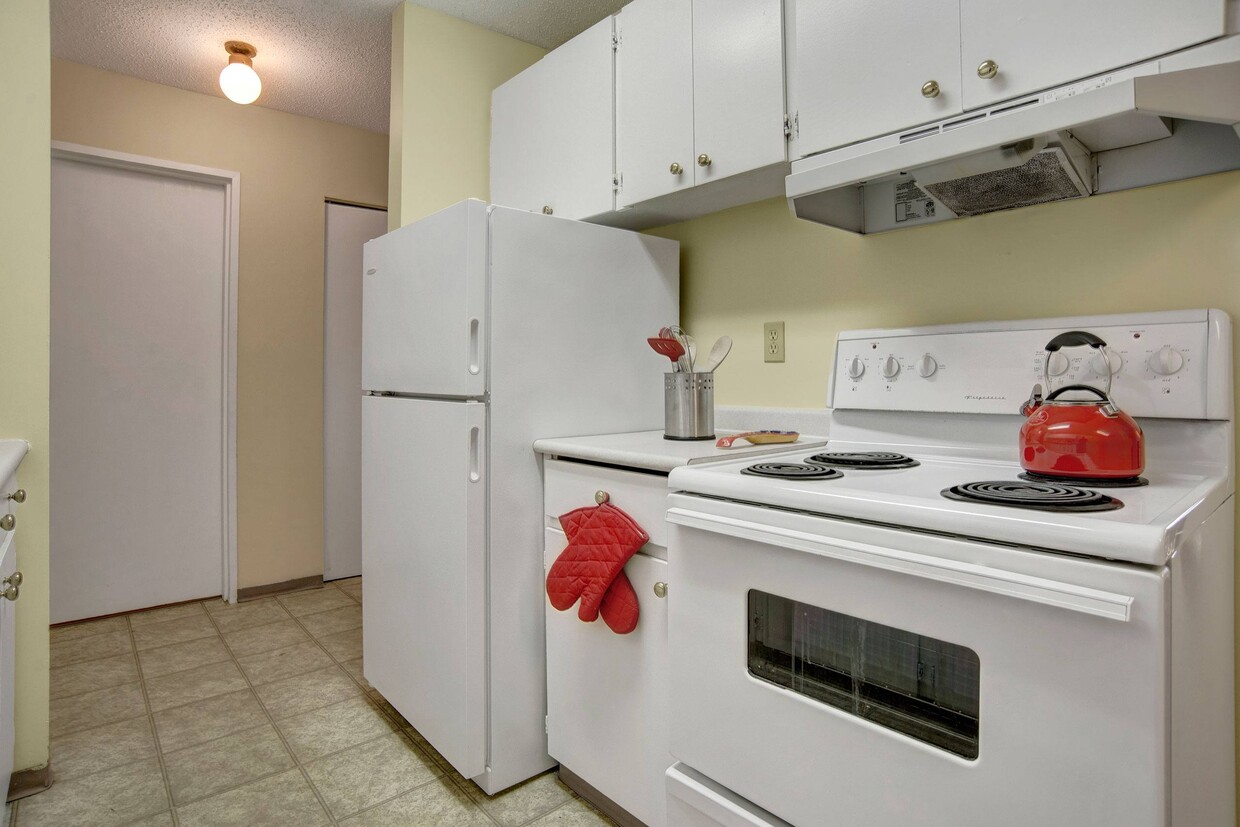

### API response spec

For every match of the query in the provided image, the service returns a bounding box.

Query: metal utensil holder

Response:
[664,372,714,440]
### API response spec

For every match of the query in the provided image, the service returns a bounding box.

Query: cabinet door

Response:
[691,0,786,186]
[545,528,671,827]
[615,0,695,209]
[0,497,15,797]
[490,17,615,220]
[960,0,1226,110]
[792,0,962,157]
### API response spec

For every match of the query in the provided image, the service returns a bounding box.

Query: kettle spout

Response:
[1020,383,1044,417]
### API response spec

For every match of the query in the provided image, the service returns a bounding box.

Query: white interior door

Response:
[324,202,387,582]
[51,154,233,623]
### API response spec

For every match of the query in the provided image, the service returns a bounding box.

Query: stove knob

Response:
[846,356,865,380]
[881,356,901,379]
[917,354,938,378]
[1046,351,1070,377]
[1149,345,1184,376]
[1090,350,1123,376]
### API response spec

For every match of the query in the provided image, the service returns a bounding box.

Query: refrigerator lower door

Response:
[361,395,487,778]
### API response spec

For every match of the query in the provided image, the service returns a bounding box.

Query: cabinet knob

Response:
[541,205,554,215]
[921,80,940,98]
[5,489,25,504]
[653,582,668,599]
[594,490,610,505]
[0,514,13,532]
[977,59,999,79]
[697,154,712,167]
[669,162,683,175]
[7,571,21,587]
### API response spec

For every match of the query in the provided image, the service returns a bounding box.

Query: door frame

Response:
[51,141,240,603]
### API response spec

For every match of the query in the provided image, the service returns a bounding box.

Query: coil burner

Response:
[807,452,919,470]
[942,480,1123,512]
[742,463,845,481]
[1018,471,1149,489]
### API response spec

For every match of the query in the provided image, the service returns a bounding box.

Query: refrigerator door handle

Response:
[469,318,481,376]
[469,426,482,483]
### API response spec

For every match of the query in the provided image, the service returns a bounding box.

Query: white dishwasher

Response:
[533,430,825,827]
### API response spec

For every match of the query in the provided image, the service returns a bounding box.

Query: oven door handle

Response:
[666,508,1134,622]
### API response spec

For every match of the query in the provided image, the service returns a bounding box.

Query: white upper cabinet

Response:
[616,0,786,209]
[490,17,616,221]
[614,0,696,208]
[793,0,962,158]
[959,0,1227,110]
[791,0,1229,159]
[692,0,788,187]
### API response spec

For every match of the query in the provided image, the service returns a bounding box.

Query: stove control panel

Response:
[829,310,1229,419]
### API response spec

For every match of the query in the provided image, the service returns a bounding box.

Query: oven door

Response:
[666,494,1169,827]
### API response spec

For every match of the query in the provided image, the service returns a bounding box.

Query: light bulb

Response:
[220,61,261,104]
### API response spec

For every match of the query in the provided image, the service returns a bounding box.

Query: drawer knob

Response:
[653,581,668,599]
[977,59,999,80]
[697,154,712,167]
[6,489,25,504]
[541,205,554,215]
[669,162,683,175]
[594,490,610,505]
[921,80,940,98]
[1,572,19,602]
[0,514,13,532]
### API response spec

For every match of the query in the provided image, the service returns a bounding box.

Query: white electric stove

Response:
[664,309,1235,827]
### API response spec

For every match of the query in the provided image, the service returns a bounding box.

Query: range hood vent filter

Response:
[919,147,1092,217]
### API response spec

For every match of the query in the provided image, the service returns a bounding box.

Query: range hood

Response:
[787,36,1240,233]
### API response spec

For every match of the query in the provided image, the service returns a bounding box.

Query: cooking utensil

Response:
[669,325,692,373]
[715,430,800,448]
[1019,331,1144,479]
[648,337,686,366]
[699,336,733,373]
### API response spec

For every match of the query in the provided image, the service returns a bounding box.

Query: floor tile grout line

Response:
[125,609,183,827]
[200,595,343,827]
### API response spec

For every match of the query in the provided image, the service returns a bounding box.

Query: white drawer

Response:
[544,459,669,553]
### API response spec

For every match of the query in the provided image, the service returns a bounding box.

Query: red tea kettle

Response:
[1019,331,1144,480]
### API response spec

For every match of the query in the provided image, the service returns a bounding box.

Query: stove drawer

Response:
[666,498,1170,827]
[544,459,667,553]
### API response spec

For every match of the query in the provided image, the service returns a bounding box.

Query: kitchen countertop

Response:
[0,440,29,483]
[533,430,827,474]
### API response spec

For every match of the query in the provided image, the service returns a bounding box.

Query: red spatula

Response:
[648,337,685,366]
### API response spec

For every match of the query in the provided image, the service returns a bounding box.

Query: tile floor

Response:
[11,578,615,827]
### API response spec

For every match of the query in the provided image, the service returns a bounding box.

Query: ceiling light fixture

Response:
[219,41,261,105]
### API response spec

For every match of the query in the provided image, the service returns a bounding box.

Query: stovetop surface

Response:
[667,439,1230,566]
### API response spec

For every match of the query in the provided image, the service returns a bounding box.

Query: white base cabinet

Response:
[0,465,23,796]
[542,459,671,827]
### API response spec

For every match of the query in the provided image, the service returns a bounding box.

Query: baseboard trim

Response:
[237,575,323,602]
[7,764,53,802]
[558,766,645,827]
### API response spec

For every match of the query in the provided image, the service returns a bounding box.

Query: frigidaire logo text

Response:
[964,394,1008,401]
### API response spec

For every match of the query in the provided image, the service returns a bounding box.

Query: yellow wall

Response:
[646,171,1240,809]
[51,60,389,590]
[0,0,52,775]
[388,2,544,228]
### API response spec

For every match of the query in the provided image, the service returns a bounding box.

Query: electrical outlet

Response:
[764,321,785,363]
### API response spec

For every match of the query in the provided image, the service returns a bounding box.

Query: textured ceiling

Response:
[51,0,629,135]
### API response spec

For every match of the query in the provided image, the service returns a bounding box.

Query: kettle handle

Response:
[1045,331,1107,351]
[1044,384,1109,402]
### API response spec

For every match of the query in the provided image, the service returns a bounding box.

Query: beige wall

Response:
[52,60,389,590]
[646,170,1240,808]
[0,0,52,774]
[388,2,544,229]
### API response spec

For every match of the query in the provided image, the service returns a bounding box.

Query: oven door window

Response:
[748,590,980,760]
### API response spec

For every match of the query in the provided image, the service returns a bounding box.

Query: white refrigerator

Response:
[361,200,679,794]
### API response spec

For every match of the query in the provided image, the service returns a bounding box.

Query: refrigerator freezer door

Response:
[362,200,488,397]
[361,395,487,778]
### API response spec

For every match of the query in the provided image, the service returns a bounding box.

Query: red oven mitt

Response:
[546,502,647,634]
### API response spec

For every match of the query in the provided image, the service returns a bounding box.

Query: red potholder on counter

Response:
[546,502,647,635]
